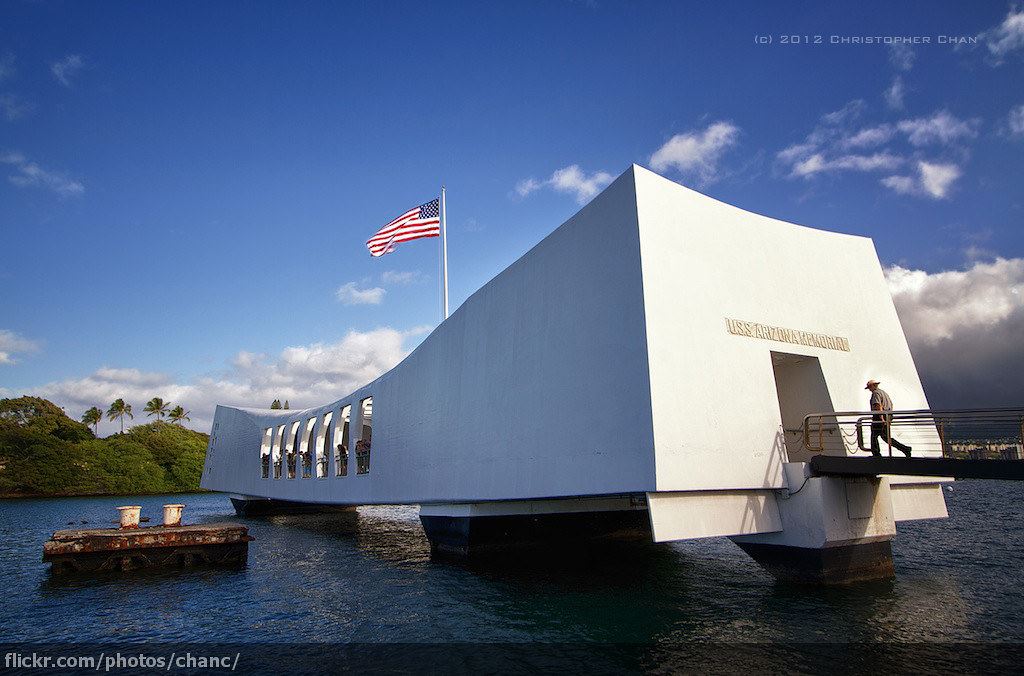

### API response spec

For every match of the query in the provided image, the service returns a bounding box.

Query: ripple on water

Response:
[1,481,1022,645]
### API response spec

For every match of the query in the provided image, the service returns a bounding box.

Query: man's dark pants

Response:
[870,421,911,456]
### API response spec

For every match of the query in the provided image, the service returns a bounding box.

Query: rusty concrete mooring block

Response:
[42,522,254,575]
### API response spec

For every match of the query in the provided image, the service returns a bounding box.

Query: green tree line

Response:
[0,396,208,498]
[79,397,191,436]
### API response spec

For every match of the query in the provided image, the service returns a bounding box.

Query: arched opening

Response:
[356,397,373,475]
[259,427,272,479]
[315,410,333,478]
[334,405,351,477]
[273,424,285,479]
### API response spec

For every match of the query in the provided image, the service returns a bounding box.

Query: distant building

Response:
[948,439,1022,460]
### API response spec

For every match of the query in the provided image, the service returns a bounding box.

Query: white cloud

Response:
[548,165,615,203]
[777,142,817,164]
[514,165,614,204]
[335,282,385,305]
[896,110,978,147]
[881,161,961,199]
[0,329,39,365]
[51,55,83,87]
[26,327,426,433]
[92,367,169,388]
[842,125,895,149]
[1008,104,1024,137]
[918,161,962,198]
[1,151,84,197]
[778,102,907,180]
[779,103,979,197]
[649,121,740,183]
[886,258,1024,407]
[791,152,902,178]
[381,270,425,285]
[821,99,866,127]
[790,153,825,177]
[885,76,905,110]
[785,101,866,152]
[889,44,916,71]
[884,45,913,111]
[879,174,917,195]
[965,244,997,262]
[836,153,903,172]
[514,177,541,198]
[979,7,1024,63]
[885,258,1024,342]
[232,351,263,370]
[0,93,33,121]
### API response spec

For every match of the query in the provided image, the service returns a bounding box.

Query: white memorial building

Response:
[202,165,948,583]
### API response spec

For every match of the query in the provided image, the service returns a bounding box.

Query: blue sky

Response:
[1,1,1023,428]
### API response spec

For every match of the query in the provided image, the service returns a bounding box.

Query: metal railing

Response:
[803,408,1024,458]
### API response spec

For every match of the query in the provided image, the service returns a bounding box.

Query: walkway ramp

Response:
[809,454,1024,480]
[803,407,1024,480]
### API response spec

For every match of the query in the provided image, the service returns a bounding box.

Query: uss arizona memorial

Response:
[202,165,949,583]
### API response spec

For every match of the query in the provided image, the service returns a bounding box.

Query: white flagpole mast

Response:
[441,185,449,320]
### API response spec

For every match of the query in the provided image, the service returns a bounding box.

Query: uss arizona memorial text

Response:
[725,318,851,352]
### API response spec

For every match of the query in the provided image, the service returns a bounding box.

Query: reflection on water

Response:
[2,481,1023,648]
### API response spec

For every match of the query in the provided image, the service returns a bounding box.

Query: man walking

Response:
[865,380,912,457]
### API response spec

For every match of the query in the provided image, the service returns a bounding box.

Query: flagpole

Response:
[441,185,449,320]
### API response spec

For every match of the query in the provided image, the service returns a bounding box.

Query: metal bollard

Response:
[117,506,142,529]
[162,504,185,527]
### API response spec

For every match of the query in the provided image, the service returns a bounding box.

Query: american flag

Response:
[366,198,441,257]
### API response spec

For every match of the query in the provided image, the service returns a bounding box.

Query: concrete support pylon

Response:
[730,463,897,584]
[418,496,652,556]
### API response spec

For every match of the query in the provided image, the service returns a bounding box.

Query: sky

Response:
[1,1,1023,432]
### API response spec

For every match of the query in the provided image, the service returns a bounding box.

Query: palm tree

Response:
[168,405,191,425]
[107,398,133,434]
[143,397,170,422]
[81,406,102,435]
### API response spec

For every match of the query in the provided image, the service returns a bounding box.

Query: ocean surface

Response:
[2,481,1022,671]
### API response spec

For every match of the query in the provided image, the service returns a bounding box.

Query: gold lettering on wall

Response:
[724,318,851,352]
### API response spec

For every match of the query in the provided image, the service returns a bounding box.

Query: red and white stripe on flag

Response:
[366,198,440,257]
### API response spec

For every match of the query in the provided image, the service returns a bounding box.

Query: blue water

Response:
[1,481,1022,649]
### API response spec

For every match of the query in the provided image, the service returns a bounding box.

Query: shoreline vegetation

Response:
[1,488,211,500]
[0,396,208,499]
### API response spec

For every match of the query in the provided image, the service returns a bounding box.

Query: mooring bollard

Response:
[163,504,185,527]
[117,506,142,529]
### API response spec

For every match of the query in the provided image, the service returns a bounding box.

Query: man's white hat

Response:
[865,379,880,389]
